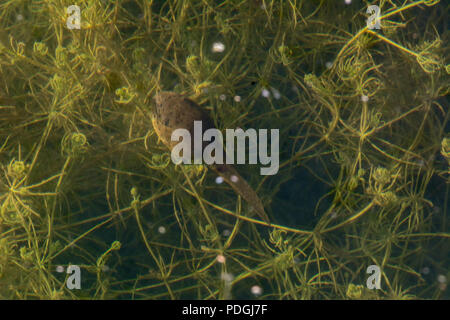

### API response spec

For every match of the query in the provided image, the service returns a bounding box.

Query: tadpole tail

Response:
[211,163,270,224]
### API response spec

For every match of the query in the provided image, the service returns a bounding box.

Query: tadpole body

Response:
[151,91,269,222]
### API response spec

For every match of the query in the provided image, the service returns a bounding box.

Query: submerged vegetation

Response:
[0,0,448,299]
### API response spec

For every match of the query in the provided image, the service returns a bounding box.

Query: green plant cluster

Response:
[0,0,448,299]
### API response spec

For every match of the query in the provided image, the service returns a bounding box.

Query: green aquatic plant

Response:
[0,0,448,300]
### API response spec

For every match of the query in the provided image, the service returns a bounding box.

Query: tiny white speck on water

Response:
[345,0,352,5]
[16,14,24,21]
[158,226,166,234]
[325,61,333,69]
[233,95,241,102]
[56,266,64,273]
[271,87,281,100]
[251,285,263,296]
[215,176,224,184]
[222,229,231,237]
[212,42,225,53]
[261,88,270,98]
[219,94,226,101]
[230,175,239,183]
[361,95,369,102]
[421,267,430,275]
[221,272,234,282]
[216,254,226,264]
[437,274,447,284]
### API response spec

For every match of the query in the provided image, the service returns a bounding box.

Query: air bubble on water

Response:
[421,267,430,275]
[215,176,224,184]
[270,88,281,100]
[222,229,231,237]
[251,285,263,296]
[216,254,226,264]
[345,0,352,5]
[212,42,225,53]
[219,94,226,101]
[230,175,239,183]
[158,226,166,234]
[56,266,64,273]
[16,14,24,22]
[361,95,369,102]
[233,95,241,102]
[325,61,333,69]
[261,88,270,98]
[437,274,447,284]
